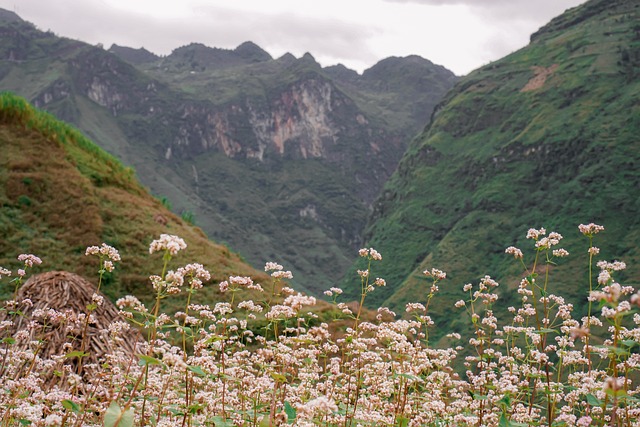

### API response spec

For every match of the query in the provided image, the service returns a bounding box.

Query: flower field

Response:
[0,224,638,426]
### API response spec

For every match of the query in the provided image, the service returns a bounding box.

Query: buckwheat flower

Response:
[601,306,617,318]
[369,248,382,260]
[610,260,626,271]
[553,248,569,257]
[213,302,233,316]
[597,270,611,285]
[264,262,283,271]
[505,246,523,259]
[455,300,466,308]
[149,234,187,255]
[337,303,352,315]
[0,267,11,279]
[265,304,296,320]
[91,293,104,307]
[406,303,426,313]
[588,246,600,256]
[374,277,386,287]
[44,414,63,426]
[17,269,25,277]
[271,270,293,279]
[536,233,561,249]
[526,227,546,240]
[219,280,229,292]
[358,248,369,257]
[177,263,211,289]
[165,270,185,294]
[357,269,369,278]
[576,415,592,427]
[17,254,42,268]
[579,223,604,236]
[424,268,446,280]
[101,260,114,272]
[116,295,147,312]
[284,293,317,311]
[237,300,263,313]
[330,286,343,295]
[298,396,338,419]
[281,286,295,294]
[597,260,627,271]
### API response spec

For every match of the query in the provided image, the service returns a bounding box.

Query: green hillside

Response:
[350,0,640,334]
[0,92,269,311]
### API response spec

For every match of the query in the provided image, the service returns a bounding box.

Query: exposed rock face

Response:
[251,80,336,159]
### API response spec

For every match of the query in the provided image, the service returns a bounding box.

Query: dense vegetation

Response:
[349,0,640,341]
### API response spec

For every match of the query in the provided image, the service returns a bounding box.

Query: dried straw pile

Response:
[1,271,143,368]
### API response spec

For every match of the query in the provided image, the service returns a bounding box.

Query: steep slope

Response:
[352,0,640,326]
[0,93,268,312]
[0,13,456,294]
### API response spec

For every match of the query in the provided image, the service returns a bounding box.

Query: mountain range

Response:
[0,9,457,294]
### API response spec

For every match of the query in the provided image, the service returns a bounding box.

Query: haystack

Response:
[0,271,143,369]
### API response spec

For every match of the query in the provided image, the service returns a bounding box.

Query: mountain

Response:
[0,11,457,295]
[0,93,268,312]
[350,0,640,330]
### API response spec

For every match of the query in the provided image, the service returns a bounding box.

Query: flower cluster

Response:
[149,234,187,255]
[85,243,121,272]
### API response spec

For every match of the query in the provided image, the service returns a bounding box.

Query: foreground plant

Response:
[0,224,638,426]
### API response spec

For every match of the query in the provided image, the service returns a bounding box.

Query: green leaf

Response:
[103,401,134,427]
[62,399,80,413]
[188,403,205,414]
[18,420,32,426]
[137,354,163,366]
[65,351,89,359]
[284,401,296,423]
[499,414,528,427]
[209,416,235,427]
[586,393,603,406]
[594,344,630,356]
[396,416,409,427]
[471,392,488,401]
[187,365,206,377]
[2,337,16,345]
[395,373,420,381]
[534,328,556,334]
[270,372,287,383]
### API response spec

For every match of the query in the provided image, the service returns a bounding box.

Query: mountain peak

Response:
[0,7,23,23]
[234,41,272,62]
[108,44,159,65]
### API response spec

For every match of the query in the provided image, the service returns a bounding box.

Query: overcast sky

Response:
[0,0,587,76]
